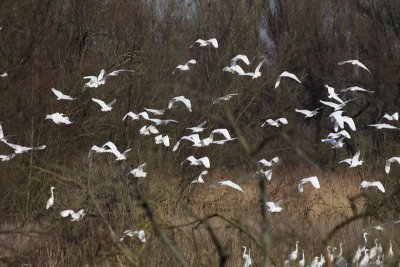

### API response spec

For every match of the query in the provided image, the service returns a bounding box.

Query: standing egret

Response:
[359,249,370,267]
[46,186,55,209]
[288,241,299,261]
[242,246,252,267]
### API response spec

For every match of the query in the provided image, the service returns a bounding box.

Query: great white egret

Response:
[298,176,320,192]
[213,93,239,104]
[339,150,363,168]
[120,230,146,242]
[321,136,345,149]
[182,156,210,168]
[359,181,385,193]
[83,69,106,88]
[0,154,16,161]
[245,60,266,79]
[168,96,192,112]
[381,112,398,122]
[258,157,279,168]
[191,170,208,184]
[325,85,345,104]
[172,59,196,74]
[208,180,244,192]
[385,157,400,174]
[128,163,147,178]
[3,141,46,154]
[46,186,55,209]
[359,249,370,267]
[338,59,371,73]
[193,38,218,48]
[341,86,374,93]
[93,141,130,161]
[327,130,351,139]
[60,209,85,221]
[45,113,73,125]
[257,169,272,180]
[275,71,301,88]
[369,123,399,130]
[209,128,235,141]
[230,54,250,66]
[144,108,166,116]
[91,98,116,112]
[155,134,170,147]
[122,111,150,121]
[299,250,305,267]
[187,121,207,133]
[320,99,352,111]
[51,88,75,100]
[242,246,252,267]
[265,200,283,213]
[288,241,299,261]
[139,125,159,135]
[388,240,393,259]
[295,108,321,118]
[261,118,288,127]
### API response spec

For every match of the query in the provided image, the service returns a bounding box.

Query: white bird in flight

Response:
[245,60,266,79]
[385,157,400,174]
[92,98,116,112]
[209,128,235,142]
[208,180,244,192]
[338,59,371,73]
[258,157,280,168]
[51,88,75,100]
[128,163,147,178]
[257,169,272,180]
[106,69,134,77]
[298,176,320,192]
[325,85,345,104]
[230,54,250,66]
[122,111,149,121]
[193,38,218,48]
[0,154,16,161]
[144,108,166,116]
[265,200,283,213]
[139,125,159,135]
[146,117,179,126]
[329,111,356,131]
[168,96,192,112]
[320,99,352,111]
[321,136,346,149]
[46,186,55,209]
[45,112,73,125]
[369,123,399,130]
[213,93,239,104]
[102,141,131,161]
[182,156,210,169]
[274,71,301,88]
[261,118,288,127]
[155,134,170,147]
[339,150,364,168]
[340,86,374,93]
[83,69,106,88]
[295,108,321,118]
[60,209,85,221]
[191,170,208,184]
[187,121,207,133]
[0,72,7,78]
[120,230,146,242]
[359,181,385,193]
[327,130,351,139]
[173,59,196,74]
[3,141,46,154]
[381,112,398,122]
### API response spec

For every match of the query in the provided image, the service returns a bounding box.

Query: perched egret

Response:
[51,88,75,100]
[298,176,320,192]
[339,150,363,168]
[46,186,55,209]
[359,181,385,193]
[208,180,244,192]
[45,112,73,125]
[91,98,116,112]
[338,59,371,73]
[275,71,301,88]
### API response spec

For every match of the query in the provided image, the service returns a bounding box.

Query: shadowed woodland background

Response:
[1,0,400,266]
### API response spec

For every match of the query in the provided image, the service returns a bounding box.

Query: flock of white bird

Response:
[1,35,399,266]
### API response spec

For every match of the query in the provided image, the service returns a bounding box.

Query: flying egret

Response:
[101,141,131,161]
[83,69,106,88]
[325,85,345,104]
[144,108,166,116]
[0,154,16,161]
[145,117,179,125]
[122,111,149,121]
[168,96,192,112]
[191,170,208,184]
[242,246,252,267]
[120,230,146,242]
[338,59,371,73]
[51,88,75,100]
[385,157,400,174]
[172,59,196,74]
[45,112,73,125]
[369,123,399,130]
[187,121,207,133]
[46,186,55,209]
[258,157,279,168]
[340,86,374,93]
[257,169,272,180]
[139,125,159,135]
[298,176,320,192]
[321,136,346,149]
[155,134,170,147]
[320,99,353,111]
[288,241,300,261]
[128,163,147,178]
[329,111,356,131]
[339,150,363,168]
[91,98,116,112]
[0,72,7,78]
[209,128,235,141]
[193,38,218,48]
[222,64,247,75]
[274,71,301,88]
[359,181,385,193]
[230,54,250,66]
[264,200,283,213]
[261,118,288,127]
[213,93,239,104]
[106,69,134,76]
[245,59,266,79]
[327,130,351,139]
[208,180,244,192]
[60,209,85,221]
[3,141,46,154]
[295,108,321,118]
[89,144,110,157]
[182,156,210,168]
[381,112,399,122]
